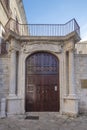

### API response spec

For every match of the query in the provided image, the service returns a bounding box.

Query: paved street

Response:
[0,112,87,130]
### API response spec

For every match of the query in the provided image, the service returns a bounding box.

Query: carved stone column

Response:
[9,49,16,96]
[63,41,79,116]
[7,39,23,116]
[69,49,76,96]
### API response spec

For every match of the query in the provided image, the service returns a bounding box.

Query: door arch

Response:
[25,52,60,112]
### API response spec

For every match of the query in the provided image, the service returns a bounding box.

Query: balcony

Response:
[5,18,80,38]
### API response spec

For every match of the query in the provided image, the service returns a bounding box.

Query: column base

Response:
[7,96,24,117]
[62,95,79,117]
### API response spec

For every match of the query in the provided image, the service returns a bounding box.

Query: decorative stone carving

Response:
[8,39,21,53]
[64,40,74,51]
[22,42,62,54]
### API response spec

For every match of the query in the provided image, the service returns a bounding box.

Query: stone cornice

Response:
[5,30,81,44]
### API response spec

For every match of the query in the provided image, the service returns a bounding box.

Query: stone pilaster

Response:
[69,49,76,96]
[9,49,16,96]
[63,42,79,116]
[63,51,69,96]
[7,39,23,116]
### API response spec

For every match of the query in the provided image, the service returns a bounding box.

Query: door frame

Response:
[25,51,60,112]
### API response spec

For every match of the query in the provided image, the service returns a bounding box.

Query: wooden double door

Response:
[25,52,60,112]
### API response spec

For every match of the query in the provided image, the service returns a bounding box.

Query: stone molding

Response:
[22,42,62,54]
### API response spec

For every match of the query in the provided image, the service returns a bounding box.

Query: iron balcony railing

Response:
[5,18,80,37]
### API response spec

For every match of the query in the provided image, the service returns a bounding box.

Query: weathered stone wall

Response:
[75,54,87,113]
[0,3,8,26]
[0,0,27,27]
[10,0,27,24]
[75,41,87,54]
[0,56,10,111]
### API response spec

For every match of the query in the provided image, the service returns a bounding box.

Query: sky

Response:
[23,0,87,41]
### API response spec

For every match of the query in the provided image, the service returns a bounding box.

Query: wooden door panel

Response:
[25,52,59,112]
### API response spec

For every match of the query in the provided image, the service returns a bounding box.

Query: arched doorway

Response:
[25,52,60,112]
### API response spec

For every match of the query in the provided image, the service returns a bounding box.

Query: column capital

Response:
[64,39,75,52]
[68,48,75,52]
[9,44,20,54]
[10,48,16,52]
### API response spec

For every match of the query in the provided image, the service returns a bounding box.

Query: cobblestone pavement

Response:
[0,112,87,130]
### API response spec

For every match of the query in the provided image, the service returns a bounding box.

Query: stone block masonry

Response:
[75,54,87,113]
[0,56,10,115]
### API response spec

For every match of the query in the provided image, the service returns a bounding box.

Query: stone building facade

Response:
[0,0,87,118]
[75,40,87,54]
[0,0,27,117]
